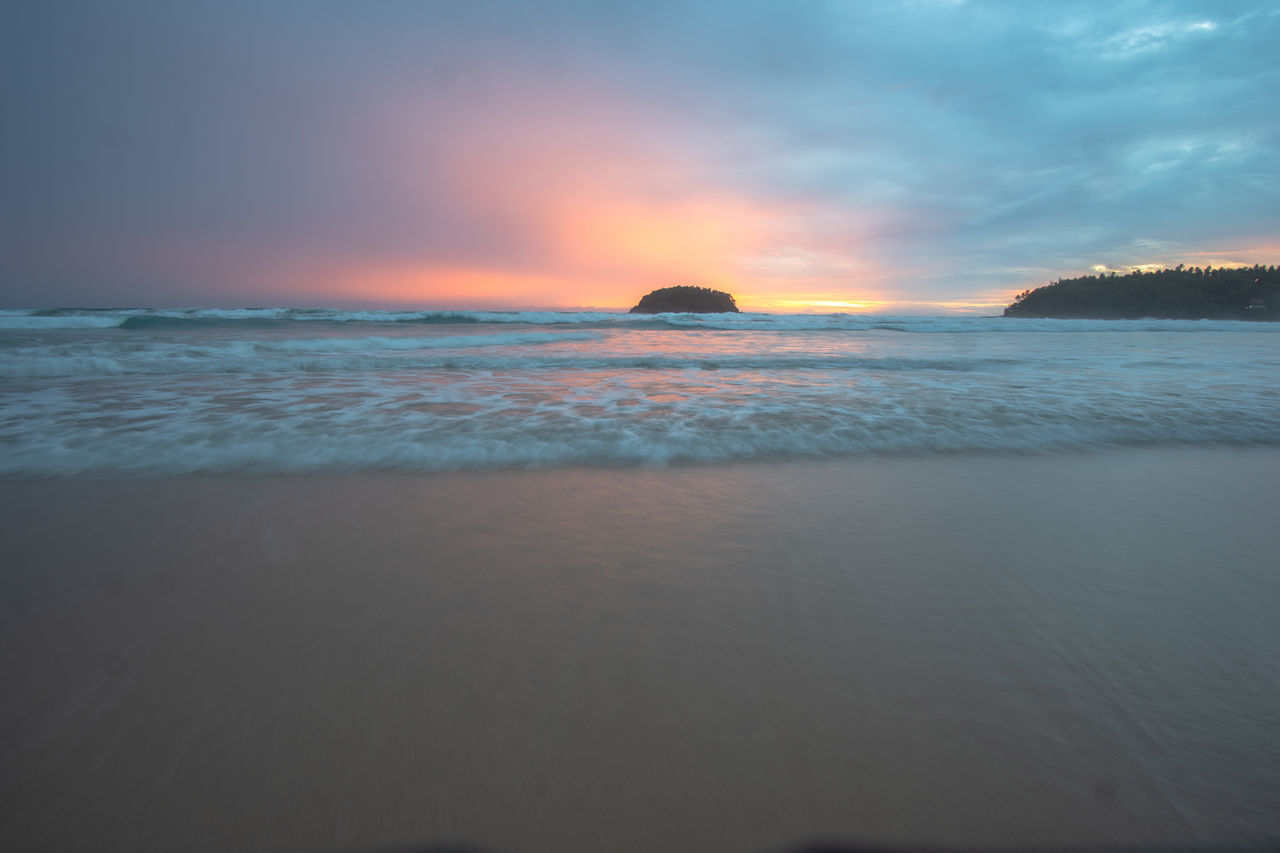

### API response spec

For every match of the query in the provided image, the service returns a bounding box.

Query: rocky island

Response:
[629,286,740,314]
[1004,264,1278,320]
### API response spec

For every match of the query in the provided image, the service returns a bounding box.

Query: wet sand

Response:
[2,447,1279,851]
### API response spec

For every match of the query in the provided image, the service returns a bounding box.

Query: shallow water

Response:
[2,309,1279,475]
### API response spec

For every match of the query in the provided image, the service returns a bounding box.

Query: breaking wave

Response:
[3,308,1279,475]
[4,307,1276,332]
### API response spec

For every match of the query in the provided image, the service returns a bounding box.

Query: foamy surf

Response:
[2,309,1278,475]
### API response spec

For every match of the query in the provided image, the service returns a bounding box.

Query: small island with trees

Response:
[630,286,740,314]
[1004,264,1279,320]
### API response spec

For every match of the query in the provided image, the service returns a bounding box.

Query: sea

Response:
[3,307,1280,850]
[2,307,1279,476]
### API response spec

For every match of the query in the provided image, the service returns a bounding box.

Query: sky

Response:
[2,1,1278,313]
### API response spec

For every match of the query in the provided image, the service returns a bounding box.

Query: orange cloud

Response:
[300,193,889,310]
[172,82,895,310]
[318,264,578,308]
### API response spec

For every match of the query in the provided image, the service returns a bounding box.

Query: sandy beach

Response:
[2,447,1279,852]
[7,1,1280,848]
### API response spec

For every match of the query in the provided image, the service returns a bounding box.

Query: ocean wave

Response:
[4,309,1279,476]
[118,314,289,330]
[0,313,132,330]
[0,348,1034,378]
[0,332,606,377]
[5,307,1278,332]
[3,364,1278,475]
[4,399,1277,477]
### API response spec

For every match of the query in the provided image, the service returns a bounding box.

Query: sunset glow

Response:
[744,297,886,313]
[6,9,1280,853]
[3,4,1278,311]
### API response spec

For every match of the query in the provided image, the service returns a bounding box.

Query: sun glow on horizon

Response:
[745,297,884,313]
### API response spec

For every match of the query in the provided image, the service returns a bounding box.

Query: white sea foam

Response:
[0,313,130,330]
[0,331,603,377]
[3,311,1279,475]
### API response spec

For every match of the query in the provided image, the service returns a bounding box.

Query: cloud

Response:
[2,0,1278,309]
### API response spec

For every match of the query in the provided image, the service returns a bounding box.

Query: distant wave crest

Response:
[6,307,1278,332]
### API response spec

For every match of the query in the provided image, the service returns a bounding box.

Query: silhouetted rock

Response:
[629,286,740,314]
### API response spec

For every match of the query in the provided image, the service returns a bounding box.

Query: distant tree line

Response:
[1004,264,1280,320]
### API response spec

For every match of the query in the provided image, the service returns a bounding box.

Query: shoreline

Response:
[5,439,1280,482]
[3,446,1279,851]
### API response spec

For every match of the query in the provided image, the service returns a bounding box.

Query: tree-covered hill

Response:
[629,286,740,314]
[1004,264,1279,320]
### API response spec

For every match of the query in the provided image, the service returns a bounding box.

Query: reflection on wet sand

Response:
[2,448,1279,851]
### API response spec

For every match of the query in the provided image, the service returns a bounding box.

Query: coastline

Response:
[3,446,1279,851]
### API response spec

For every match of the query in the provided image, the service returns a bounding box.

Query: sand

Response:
[2,447,1279,851]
